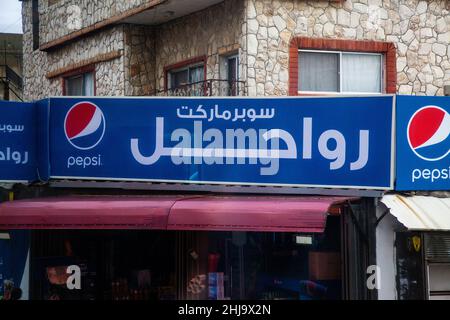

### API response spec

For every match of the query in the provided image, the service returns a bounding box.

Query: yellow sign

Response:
[412,236,421,252]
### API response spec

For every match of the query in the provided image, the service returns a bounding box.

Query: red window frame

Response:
[61,64,97,96]
[164,56,207,92]
[289,37,397,96]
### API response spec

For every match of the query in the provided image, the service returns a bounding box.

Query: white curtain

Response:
[189,66,204,83]
[299,52,339,92]
[342,54,381,93]
[84,72,95,96]
[66,76,83,96]
[189,66,205,96]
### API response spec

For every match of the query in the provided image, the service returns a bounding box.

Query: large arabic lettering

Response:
[0,100,36,182]
[0,147,28,165]
[130,105,370,176]
[0,123,29,165]
[131,117,296,175]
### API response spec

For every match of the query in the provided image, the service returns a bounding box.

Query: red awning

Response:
[0,195,354,232]
[167,196,350,233]
[0,196,179,229]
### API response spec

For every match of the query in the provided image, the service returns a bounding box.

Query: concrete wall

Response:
[376,203,403,300]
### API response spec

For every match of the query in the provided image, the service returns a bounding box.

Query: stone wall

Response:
[23,0,59,100]
[23,1,127,100]
[124,25,156,96]
[40,0,154,44]
[24,0,246,100]
[23,0,449,100]
[154,0,246,92]
[92,0,245,97]
[245,0,450,96]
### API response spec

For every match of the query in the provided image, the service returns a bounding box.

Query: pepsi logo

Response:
[64,102,106,150]
[407,105,450,161]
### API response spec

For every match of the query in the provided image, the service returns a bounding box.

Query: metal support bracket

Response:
[346,200,369,244]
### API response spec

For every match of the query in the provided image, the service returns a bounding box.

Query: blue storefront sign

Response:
[45,96,394,189]
[396,95,450,191]
[0,101,37,183]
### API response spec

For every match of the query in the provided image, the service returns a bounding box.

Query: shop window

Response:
[298,50,382,94]
[29,226,344,301]
[30,230,177,300]
[64,71,95,96]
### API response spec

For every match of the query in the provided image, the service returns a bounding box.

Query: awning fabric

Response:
[0,195,353,232]
[381,194,450,231]
[0,196,179,230]
[167,196,349,232]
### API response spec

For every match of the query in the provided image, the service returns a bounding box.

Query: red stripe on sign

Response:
[65,103,96,139]
[409,108,445,149]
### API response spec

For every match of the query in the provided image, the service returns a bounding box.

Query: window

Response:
[64,72,95,96]
[428,263,450,299]
[289,38,396,96]
[169,64,204,89]
[168,62,205,96]
[219,54,240,96]
[227,55,239,96]
[298,50,382,94]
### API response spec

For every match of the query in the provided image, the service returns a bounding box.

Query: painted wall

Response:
[376,203,402,300]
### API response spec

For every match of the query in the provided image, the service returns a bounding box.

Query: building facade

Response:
[8,0,449,301]
[22,0,450,101]
[0,33,23,101]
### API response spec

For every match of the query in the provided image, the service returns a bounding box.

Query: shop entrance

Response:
[30,230,176,300]
[29,216,342,300]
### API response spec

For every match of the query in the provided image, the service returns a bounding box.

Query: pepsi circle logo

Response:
[407,105,450,161]
[64,102,106,150]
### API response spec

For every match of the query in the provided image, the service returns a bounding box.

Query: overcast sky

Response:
[0,0,22,34]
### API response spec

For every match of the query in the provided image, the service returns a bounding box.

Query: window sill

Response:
[297,91,383,96]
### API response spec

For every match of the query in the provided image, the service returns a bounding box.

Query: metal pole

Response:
[3,80,10,101]
[4,40,6,66]
[3,41,9,101]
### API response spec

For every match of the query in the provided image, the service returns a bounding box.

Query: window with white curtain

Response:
[169,64,205,89]
[65,72,95,96]
[298,50,382,94]
[169,63,205,96]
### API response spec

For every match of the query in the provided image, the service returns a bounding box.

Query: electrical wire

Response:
[0,17,22,34]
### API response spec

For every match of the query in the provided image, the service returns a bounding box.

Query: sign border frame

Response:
[48,94,396,190]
